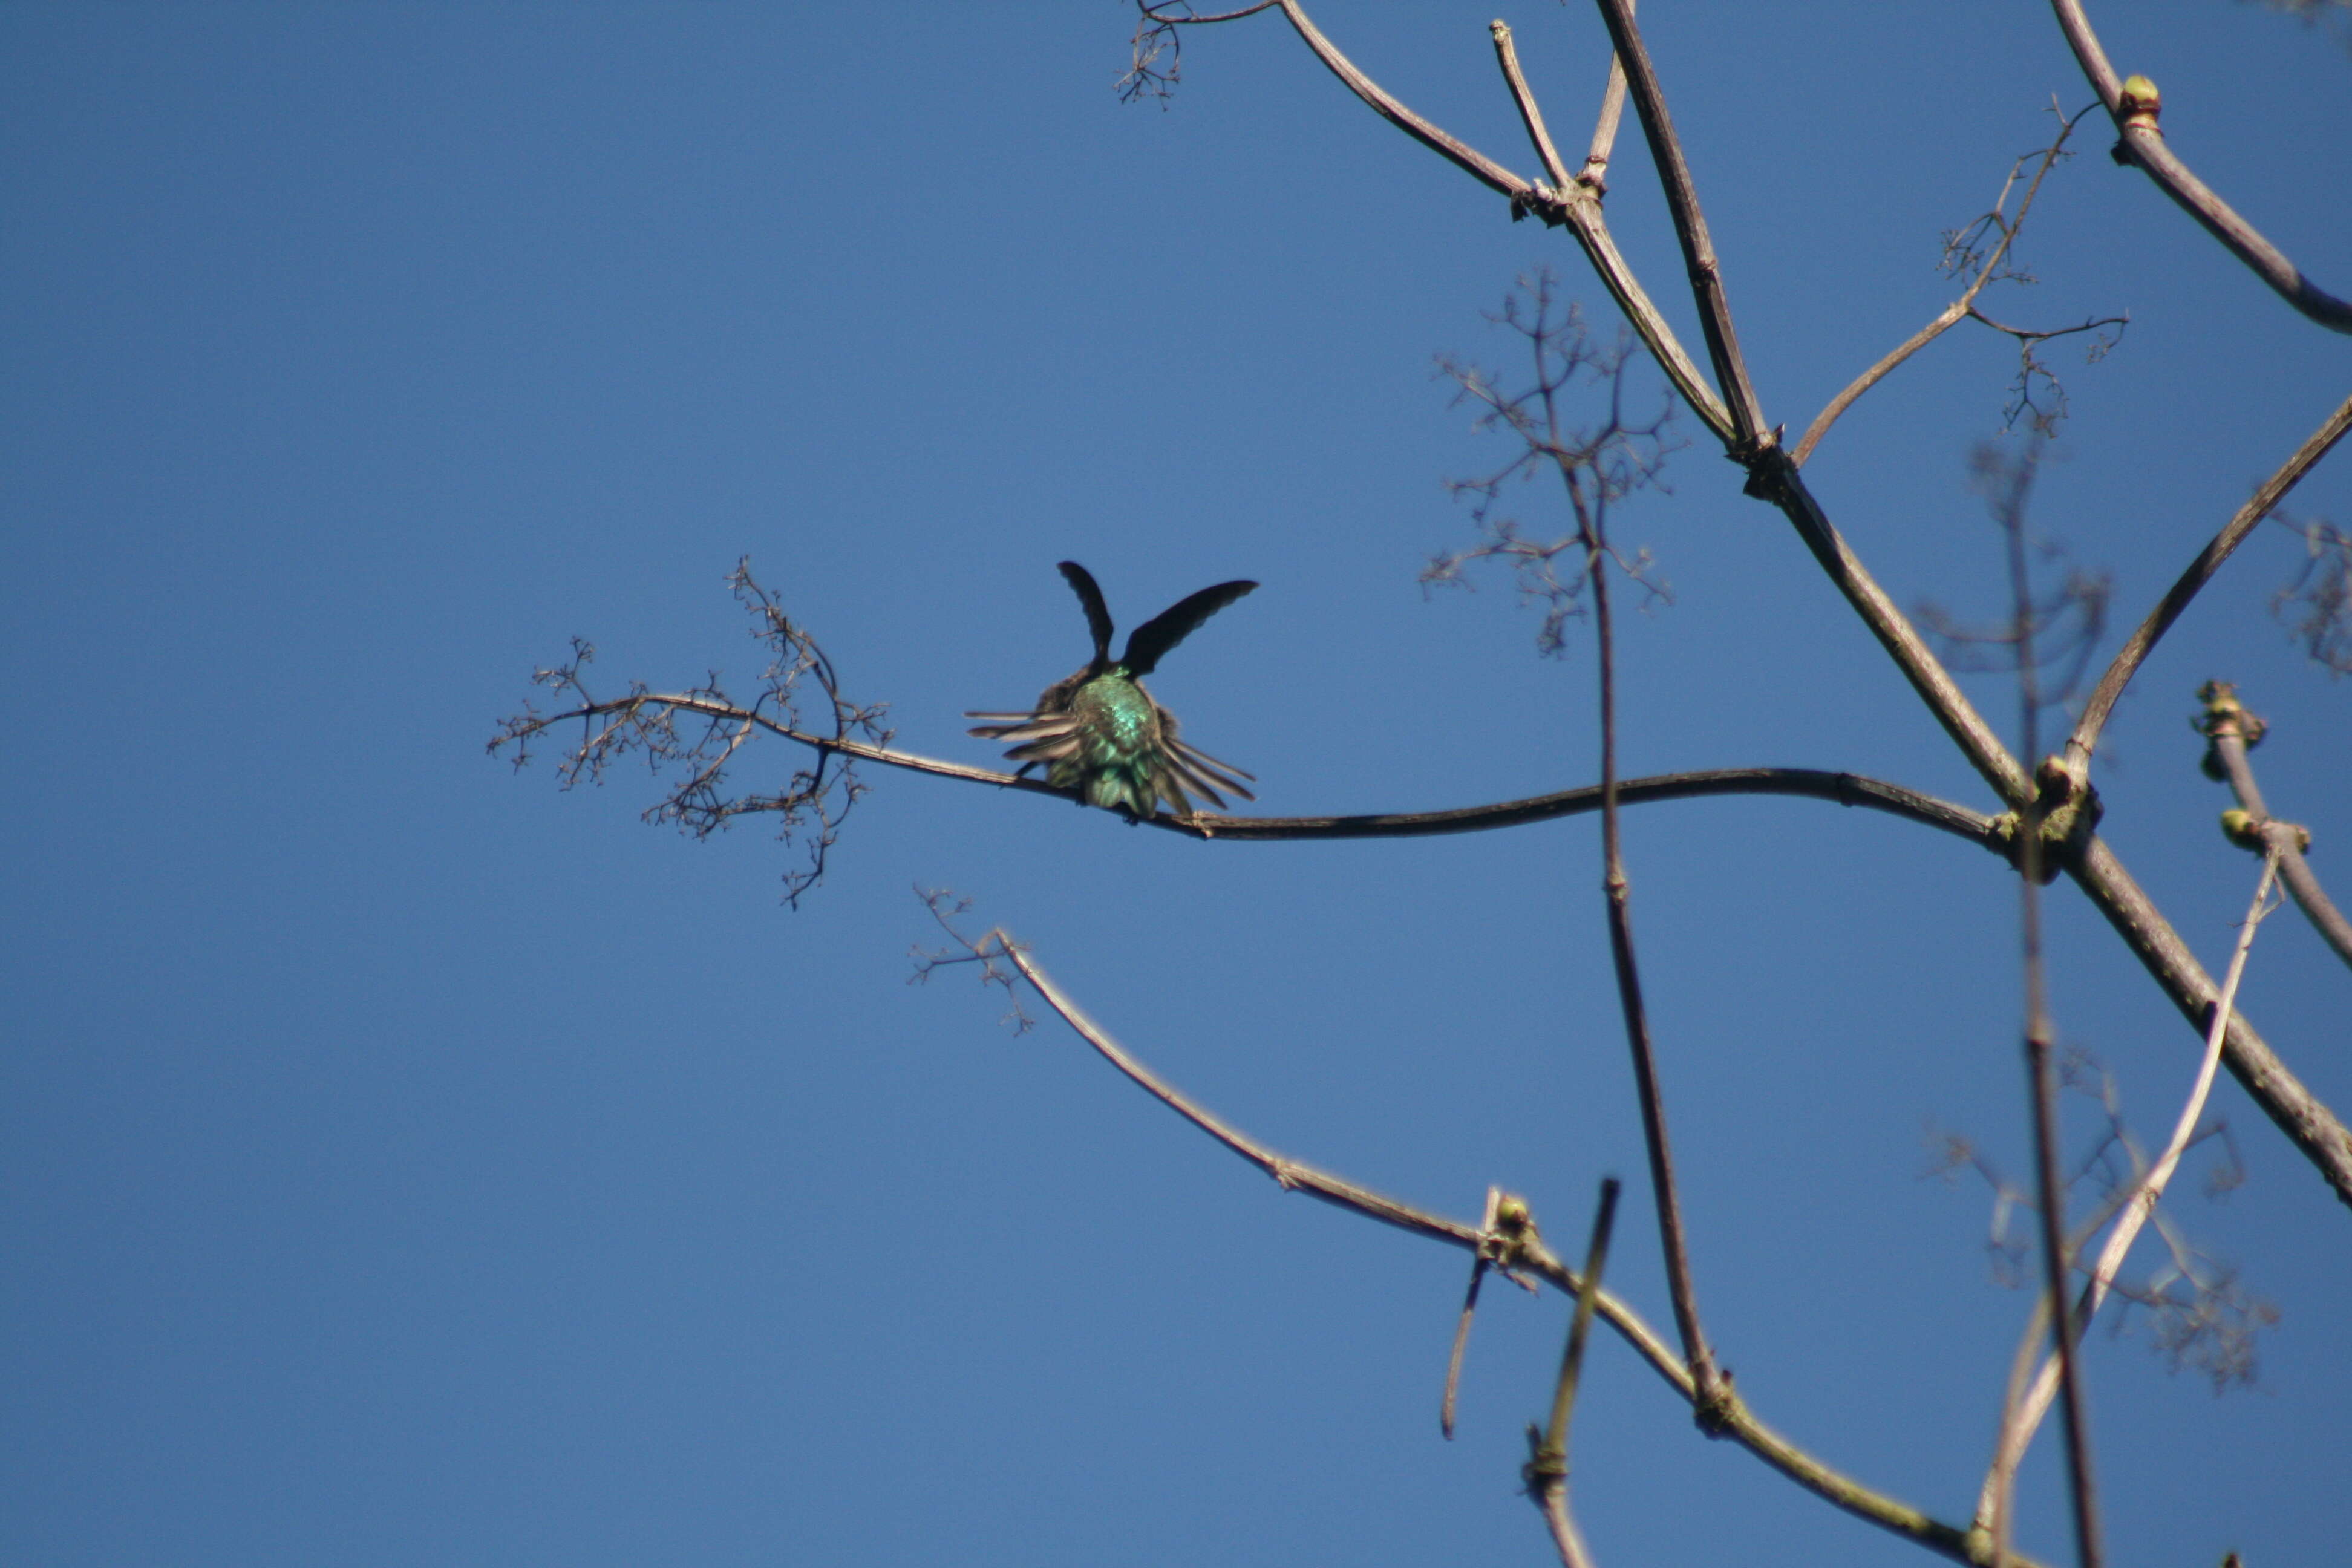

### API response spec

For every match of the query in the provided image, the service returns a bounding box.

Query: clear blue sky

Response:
[5,4,2348,1564]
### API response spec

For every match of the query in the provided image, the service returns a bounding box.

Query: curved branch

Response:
[2047,0,2352,333]
[1187,768,1999,848]
[990,932,2039,1568]
[1794,108,2096,468]
[2067,836,2352,1210]
[1982,851,2281,1534]
[2068,390,2352,774]
[548,693,2001,849]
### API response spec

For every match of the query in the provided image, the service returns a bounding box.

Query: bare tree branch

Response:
[1108,0,2352,1213]
[1578,2,1632,191]
[2068,837,2352,1209]
[1795,106,2104,466]
[1971,440,2106,1568]
[945,915,2047,1568]
[1491,22,1572,192]
[1585,0,1768,449]
[1261,0,1733,439]
[2199,682,2352,972]
[1981,851,2282,1545]
[2068,390,2352,774]
[503,646,2005,851]
[1526,1178,1621,1568]
[2046,0,2352,332]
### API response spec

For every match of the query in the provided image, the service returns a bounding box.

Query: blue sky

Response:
[5,4,2348,1564]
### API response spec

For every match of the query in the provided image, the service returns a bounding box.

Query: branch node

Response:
[2195,679,2267,779]
[1992,760,2105,882]
[1520,1425,1569,1486]
[1692,1370,1741,1437]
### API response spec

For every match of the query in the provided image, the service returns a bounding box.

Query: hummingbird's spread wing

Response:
[1119,579,1257,676]
[1057,561,1115,670]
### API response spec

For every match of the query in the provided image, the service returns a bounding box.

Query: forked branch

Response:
[934,913,2044,1568]
[1794,105,2106,467]
[2068,391,2352,775]
[2199,682,2352,973]
[1585,0,1766,448]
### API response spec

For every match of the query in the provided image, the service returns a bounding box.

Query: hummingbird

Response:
[967,561,1258,819]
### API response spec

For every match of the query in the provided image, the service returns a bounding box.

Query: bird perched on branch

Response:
[967,561,1258,820]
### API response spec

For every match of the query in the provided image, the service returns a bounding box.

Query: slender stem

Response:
[1580,4,1630,190]
[1491,22,1572,192]
[1586,0,1768,447]
[1578,459,1717,1400]
[1535,1481,1599,1568]
[1273,0,1523,198]
[1441,1255,1488,1440]
[1794,112,2091,468]
[532,696,2005,846]
[2044,0,2352,332]
[1543,1177,1624,1462]
[2068,390,2352,774]
[2002,450,2105,1568]
[1793,301,1971,468]
[1527,1180,1619,1568]
[991,930,2049,1568]
[1270,0,1731,437]
[2205,701,2352,974]
[2068,836,2352,1208]
[1981,852,2280,1529]
[2021,893,2102,1568]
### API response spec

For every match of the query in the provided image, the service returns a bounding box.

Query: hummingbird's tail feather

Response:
[1160,746,1253,808]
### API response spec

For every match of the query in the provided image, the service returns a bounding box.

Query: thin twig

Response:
[517,693,2006,848]
[1794,108,2096,468]
[2068,390,2352,775]
[1542,1178,1623,1465]
[1586,0,1768,448]
[1981,851,2281,1539]
[1567,338,1720,1407]
[1440,1212,1492,1439]
[1491,22,1572,191]
[1533,1474,1599,1568]
[973,926,2048,1568]
[2068,836,2352,1209]
[2045,0,2352,333]
[1269,0,1733,439]
[1995,445,2106,1568]
[2200,684,2352,973]
[1526,1179,1621,1567]
[1579,1,1631,189]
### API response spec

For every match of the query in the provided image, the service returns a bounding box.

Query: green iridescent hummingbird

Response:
[967,561,1258,819]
